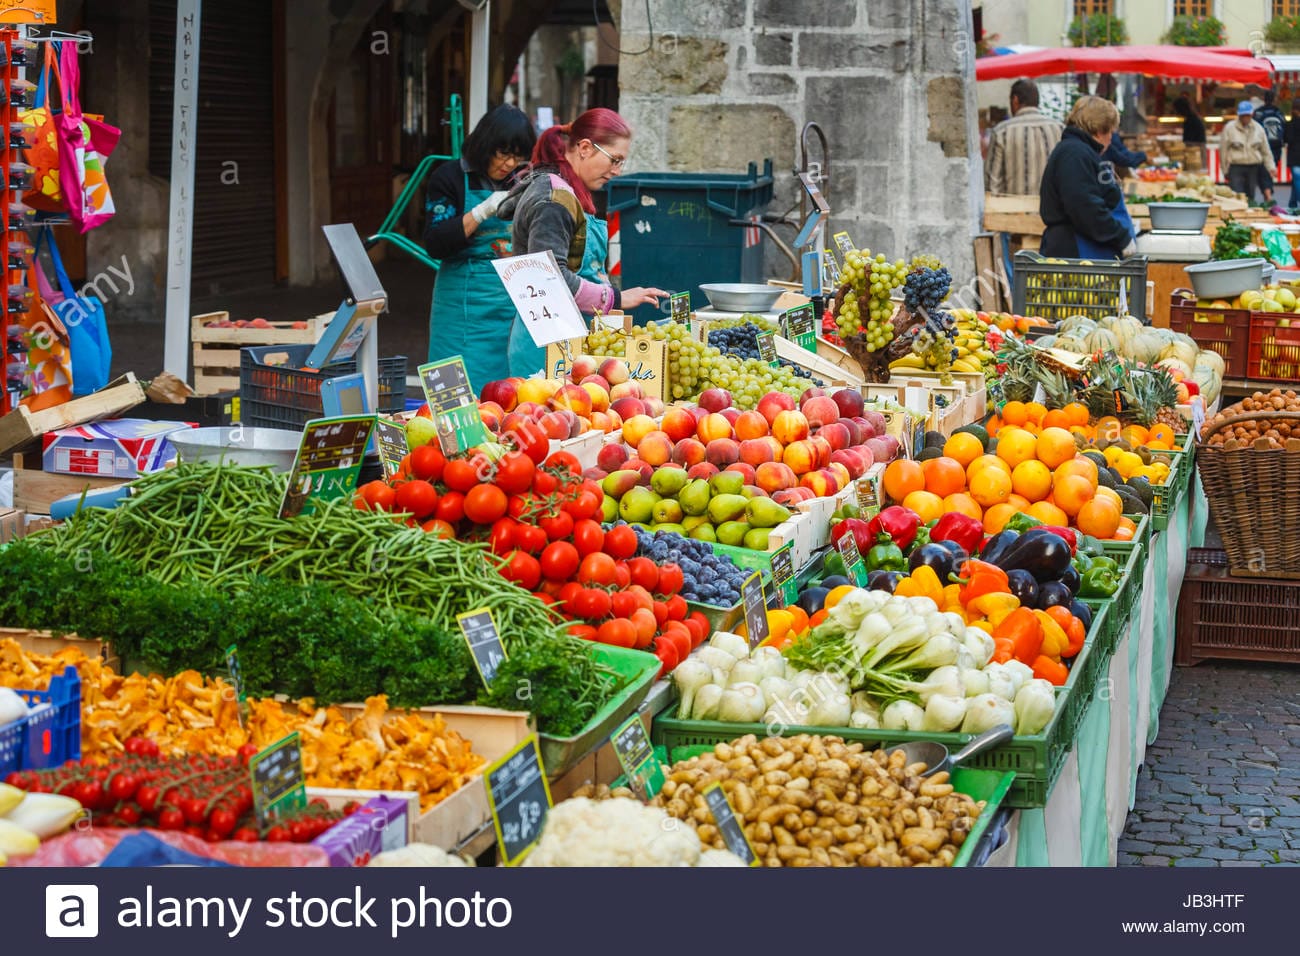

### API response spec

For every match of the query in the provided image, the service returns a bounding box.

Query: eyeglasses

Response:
[493,150,528,165]
[591,141,626,170]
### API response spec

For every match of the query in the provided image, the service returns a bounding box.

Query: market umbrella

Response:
[975,45,1273,85]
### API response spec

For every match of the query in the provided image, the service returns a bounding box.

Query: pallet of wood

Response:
[191,311,331,396]
[0,374,148,457]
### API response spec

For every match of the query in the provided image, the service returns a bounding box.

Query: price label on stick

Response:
[770,544,798,609]
[757,331,778,367]
[1192,398,1206,442]
[250,732,307,827]
[837,532,868,587]
[372,418,409,477]
[279,415,376,519]
[669,291,691,329]
[417,356,492,456]
[856,475,880,518]
[782,302,816,351]
[833,231,856,256]
[485,735,553,866]
[702,783,759,866]
[742,571,770,649]
[224,644,248,728]
[611,715,665,801]
[492,250,588,347]
[457,607,507,688]
[823,249,842,286]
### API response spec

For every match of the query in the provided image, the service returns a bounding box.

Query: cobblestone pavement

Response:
[1118,662,1300,866]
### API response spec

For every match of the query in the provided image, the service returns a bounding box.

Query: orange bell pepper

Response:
[993,607,1043,665]
[991,636,1015,664]
[1032,655,1070,686]
[1045,605,1087,659]
[1032,609,1070,660]
[954,559,1010,606]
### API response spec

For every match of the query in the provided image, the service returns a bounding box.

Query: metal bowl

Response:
[169,426,302,472]
[699,283,785,313]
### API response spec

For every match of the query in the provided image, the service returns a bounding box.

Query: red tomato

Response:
[563,489,602,521]
[539,540,580,582]
[512,421,550,465]
[614,562,632,589]
[539,510,574,541]
[540,578,567,598]
[596,619,637,648]
[572,519,605,557]
[657,563,685,597]
[627,557,659,592]
[572,587,612,620]
[610,591,637,619]
[578,552,618,586]
[629,608,657,648]
[685,611,711,647]
[651,601,670,627]
[567,624,598,641]
[359,480,397,512]
[659,622,692,661]
[489,518,518,555]
[442,459,479,493]
[531,468,560,496]
[665,594,688,621]
[420,518,456,538]
[464,483,509,524]
[545,451,582,477]
[499,550,541,590]
[495,452,536,494]
[394,480,438,520]
[409,445,446,482]
[602,524,638,560]
[626,584,655,613]
[435,490,466,524]
[652,639,680,677]
[515,522,549,555]
[508,493,538,521]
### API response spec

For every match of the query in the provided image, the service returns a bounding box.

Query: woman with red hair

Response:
[500,108,667,376]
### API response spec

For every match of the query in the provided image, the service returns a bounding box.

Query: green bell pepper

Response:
[823,551,847,578]
[1076,534,1107,559]
[1002,512,1044,534]
[1072,551,1093,574]
[866,536,908,573]
[1078,565,1121,598]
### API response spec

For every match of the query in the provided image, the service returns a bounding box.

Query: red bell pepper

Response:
[864,505,921,551]
[829,518,876,556]
[930,512,984,556]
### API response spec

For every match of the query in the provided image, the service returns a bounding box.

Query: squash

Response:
[1054,333,1090,354]
[1058,315,1095,336]
[1125,329,1167,364]
[1156,357,1193,379]
[1194,350,1226,376]
[1034,334,1058,349]
[1083,328,1120,353]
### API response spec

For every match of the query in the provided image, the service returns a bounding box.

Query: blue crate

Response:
[0,666,81,775]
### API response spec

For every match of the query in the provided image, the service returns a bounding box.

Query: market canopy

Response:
[975,44,1273,85]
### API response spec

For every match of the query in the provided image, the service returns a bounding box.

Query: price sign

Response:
[701,783,759,866]
[837,532,868,587]
[250,733,307,827]
[611,715,665,801]
[833,231,856,256]
[492,250,588,347]
[485,735,553,866]
[823,249,842,286]
[741,570,770,649]
[279,415,376,519]
[856,475,881,518]
[417,356,492,456]
[1192,398,1206,442]
[373,418,410,477]
[757,331,778,367]
[224,644,248,728]
[782,302,816,351]
[769,544,798,609]
[670,291,691,330]
[457,607,507,688]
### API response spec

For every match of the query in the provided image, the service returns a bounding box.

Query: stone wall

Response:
[614,0,983,284]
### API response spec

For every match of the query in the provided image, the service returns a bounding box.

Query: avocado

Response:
[986,438,999,457]
[924,430,947,450]
[953,423,989,449]
[1083,450,1109,471]
[1107,467,1124,486]
[916,446,943,461]
[1095,467,1117,489]
[1116,486,1149,515]
[1126,475,1156,507]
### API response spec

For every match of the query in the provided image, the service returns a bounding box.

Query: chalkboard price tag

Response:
[769,544,798,609]
[224,643,248,728]
[373,418,410,477]
[670,291,691,329]
[485,735,553,866]
[833,231,856,256]
[782,302,816,352]
[837,532,868,587]
[457,607,507,688]
[741,570,770,649]
[823,249,842,286]
[250,732,307,827]
[701,783,759,866]
[611,715,665,801]
[757,331,778,367]
[279,415,376,519]
[856,475,880,518]
[417,356,492,455]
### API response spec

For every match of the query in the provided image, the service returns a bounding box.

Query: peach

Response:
[571,416,589,438]
[705,437,741,468]
[802,395,841,429]
[772,409,810,446]
[570,356,600,382]
[827,462,852,490]
[756,461,798,493]
[581,382,610,413]
[739,438,776,467]
[762,436,786,460]
[609,380,643,401]
[551,384,594,418]
[734,410,769,441]
[480,379,519,412]
[757,391,796,426]
[719,407,741,426]
[725,462,757,485]
[671,437,708,467]
[782,439,818,475]
[517,378,559,406]
[539,411,573,441]
[638,430,675,467]
[832,387,865,419]
[621,414,658,449]
[686,462,720,480]
[515,401,545,421]
[697,412,734,444]
[589,411,614,433]
[773,486,816,506]
[830,447,871,479]
[817,421,851,451]
[799,386,828,408]
[583,466,607,482]
[610,397,647,421]
[605,409,623,429]
[599,358,630,386]
[800,469,838,497]
[580,373,611,391]
[661,407,698,443]
[809,435,832,469]
[642,397,666,417]
[478,402,504,433]
[841,418,869,446]
[698,388,732,412]
[743,484,769,499]
[597,442,630,473]
[500,410,532,436]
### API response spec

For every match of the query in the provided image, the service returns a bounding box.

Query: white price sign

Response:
[492,251,589,347]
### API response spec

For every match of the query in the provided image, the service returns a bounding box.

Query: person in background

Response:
[1101,130,1147,177]
[1285,101,1300,213]
[984,78,1063,195]
[1039,96,1134,261]
[498,108,668,377]
[1171,95,1207,171]
[1220,100,1274,204]
[422,104,536,390]
[1255,89,1286,170]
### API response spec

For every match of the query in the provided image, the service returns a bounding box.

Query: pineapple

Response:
[994,336,1041,403]
[1123,364,1185,432]
[1033,365,1075,409]
[1081,358,1126,420]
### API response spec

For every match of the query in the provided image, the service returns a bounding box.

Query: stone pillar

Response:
[615,0,982,283]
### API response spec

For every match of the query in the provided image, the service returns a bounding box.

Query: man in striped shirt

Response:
[985,79,1064,196]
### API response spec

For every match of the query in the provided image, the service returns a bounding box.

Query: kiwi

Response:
[1083,450,1109,471]
[1136,447,1153,465]
[1095,467,1117,489]
[1095,437,1111,450]
[924,430,947,450]
[1115,439,1132,451]
[1126,475,1155,507]
[1116,486,1149,515]
[916,446,944,461]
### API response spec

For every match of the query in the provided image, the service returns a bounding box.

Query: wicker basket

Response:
[1197,410,1300,579]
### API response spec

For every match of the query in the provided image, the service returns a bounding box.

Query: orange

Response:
[1054,457,1099,487]
[1063,402,1090,427]
[1094,486,1123,511]
[986,414,1003,436]
[922,456,967,497]
[1024,402,1048,425]
[1120,425,1149,447]
[967,454,1012,483]
[1147,423,1177,447]
[1011,459,1053,502]
[1001,401,1028,426]
[995,427,1038,469]
[1053,473,1095,517]
[903,489,945,523]
[943,492,984,521]
[1007,493,1031,511]
[1095,416,1122,442]
[823,585,857,609]
[1076,497,1122,538]
[983,502,1019,534]
[883,459,925,503]
[969,466,1013,508]
[1114,516,1137,541]
[1027,500,1068,526]
[1036,426,1079,469]
[1041,409,1071,431]
[943,432,985,468]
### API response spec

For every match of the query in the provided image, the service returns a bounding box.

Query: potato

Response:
[777,845,811,862]
[773,825,796,847]
[733,783,756,815]
[758,803,798,825]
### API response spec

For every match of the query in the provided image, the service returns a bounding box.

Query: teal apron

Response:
[507,214,609,378]
[427,173,515,393]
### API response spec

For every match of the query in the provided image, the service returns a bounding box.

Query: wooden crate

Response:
[0,374,147,456]
[983,194,1044,236]
[190,312,331,396]
[11,451,127,515]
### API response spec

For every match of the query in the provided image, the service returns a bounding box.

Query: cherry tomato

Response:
[572,587,612,620]
[123,737,149,756]
[602,524,638,560]
[659,622,692,661]
[515,522,549,555]
[118,804,142,826]
[539,541,580,582]
[289,819,312,843]
[209,808,238,837]
[511,421,550,465]
[74,780,104,810]
[614,562,631,589]
[359,480,397,512]
[545,451,582,477]
[237,742,260,765]
[539,510,574,541]
[578,552,618,586]
[610,591,637,619]
[107,772,138,803]
[595,619,637,648]
[394,479,438,519]
[531,468,560,496]
[629,608,658,648]
[158,807,185,830]
[652,638,680,677]
[489,517,518,556]
[684,611,711,648]
[665,594,688,621]
[652,601,670,627]
[571,519,605,557]
[435,490,466,524]
[265,825,291,843]
[558,580,584,615]
[409,444,446,482]
[656,563,685,596]
[494,452,536,495]
[499,550,541,590]
[233,827,260,843]
[182,797,209,825]
[442,459,480,493]
[464,483,509,524]
[421,518,456,538]
[627,557,659,592]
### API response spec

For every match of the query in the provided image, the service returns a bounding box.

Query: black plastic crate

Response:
[1013,251,1149,322]
[239,344,406,430]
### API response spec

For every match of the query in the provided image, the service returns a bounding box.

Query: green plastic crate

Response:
[1099,545,1143,633]
[707,540,778,576]
[1052,607,1112,750]
[1079,595,1119,657]
[1097,512,1151,566]
[1146,446,1193,532]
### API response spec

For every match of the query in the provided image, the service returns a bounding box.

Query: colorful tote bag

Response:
[53,43,120,233]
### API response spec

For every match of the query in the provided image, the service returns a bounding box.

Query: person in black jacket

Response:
[1286,101,1300,213]
[1040,96,1133,260]
[422,104,536,389]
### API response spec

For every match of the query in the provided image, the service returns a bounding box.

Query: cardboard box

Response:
[41,419,196,479]
[0,374,148,457]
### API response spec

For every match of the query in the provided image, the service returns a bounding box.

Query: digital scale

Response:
[1133,228,1211,262]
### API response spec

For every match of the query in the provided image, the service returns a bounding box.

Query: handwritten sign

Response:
[833,231,856,257]
[457,607,507,688]
[373,418,409,477]
[1191,399,1206,442]
[0,0,57,23]
[837,532,868,587]
[418,356,492,455]
[670,291,691,330]
[742,571,770,649]
[492,251,588,347]
[611,716,665,801]
[250,733,307,827]
[856,474,881,518]
[486,736,553,866]
[769,544,798,609]
[279,416,375,519]
[782,302,816,351]
[701,783,759,866]
[757,331,778,367]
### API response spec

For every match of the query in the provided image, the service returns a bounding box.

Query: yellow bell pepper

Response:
[967,620,995,635]
[1033,609,1070,660]
[894,565,944,605]
[967,592,1020,626]
[941,583,964,612]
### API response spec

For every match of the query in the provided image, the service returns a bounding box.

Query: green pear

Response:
[619,486,657,524]
[650,522,687,536]
[716,520,752,546]
[405,416,439,449]
[681,514,711,531]
[689,523,717,542]
[601,495,619,524]
[602,469,643,500]
[743,528,772,550]
[679,478,713,516]
[709,471,745,497]
[652,498,684,525]
[745,497,792,529]
[651,467,689,497]
[707,493,750,524]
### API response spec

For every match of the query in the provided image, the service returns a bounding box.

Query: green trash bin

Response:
[606,159,775,325]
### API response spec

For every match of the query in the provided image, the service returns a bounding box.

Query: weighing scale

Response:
[1133,228,1211,262]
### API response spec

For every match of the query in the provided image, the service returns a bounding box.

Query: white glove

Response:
[471,191,509,224]
[1122,238,1137,257]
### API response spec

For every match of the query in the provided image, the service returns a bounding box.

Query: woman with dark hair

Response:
[499,108,668,377]
[423,103,537,389]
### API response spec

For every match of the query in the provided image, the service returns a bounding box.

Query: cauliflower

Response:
[368,843,473,867]
[522,797,744,867]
